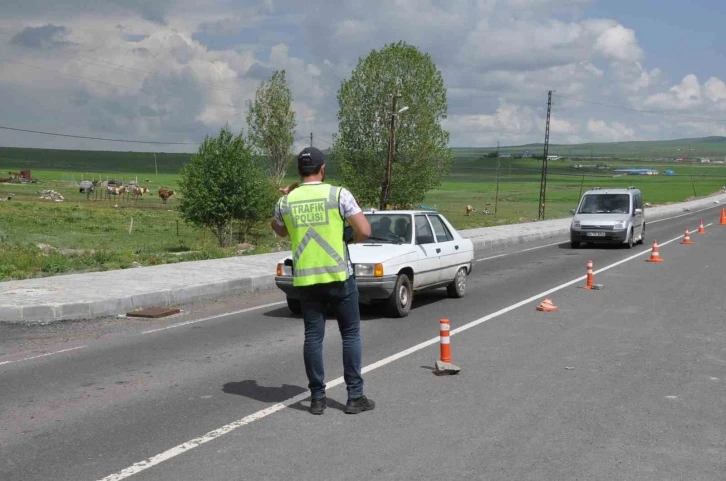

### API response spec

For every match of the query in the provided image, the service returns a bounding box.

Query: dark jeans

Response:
[298,276,363,400]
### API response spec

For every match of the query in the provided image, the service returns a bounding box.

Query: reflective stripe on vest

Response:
[279,184,348,287]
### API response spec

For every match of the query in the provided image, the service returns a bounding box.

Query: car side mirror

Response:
[634,208,643,215]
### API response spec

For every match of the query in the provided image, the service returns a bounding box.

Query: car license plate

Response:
[586,232,606,237]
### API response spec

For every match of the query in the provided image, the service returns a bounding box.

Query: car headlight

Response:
[355,263,384,277]
[613,221,626,230]
[572,220,581,229]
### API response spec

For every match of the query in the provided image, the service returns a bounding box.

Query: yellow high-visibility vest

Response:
[279,183,348,287]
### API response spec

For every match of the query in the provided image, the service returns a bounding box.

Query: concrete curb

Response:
[2,193,725,324]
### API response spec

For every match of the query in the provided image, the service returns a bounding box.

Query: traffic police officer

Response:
[271,147,374,415]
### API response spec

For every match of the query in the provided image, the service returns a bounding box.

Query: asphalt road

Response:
[1,205,725,481]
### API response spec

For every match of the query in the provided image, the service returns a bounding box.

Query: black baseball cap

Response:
[297,147,325,167]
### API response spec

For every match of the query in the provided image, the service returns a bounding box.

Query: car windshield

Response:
[363,213,412,244]
[578,194,630,214]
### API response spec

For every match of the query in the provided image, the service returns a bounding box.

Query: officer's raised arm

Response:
[346,211,371,243]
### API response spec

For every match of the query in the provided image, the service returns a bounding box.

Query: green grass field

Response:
[2,143,726,281]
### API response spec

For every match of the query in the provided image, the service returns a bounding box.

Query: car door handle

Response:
[455,245,459,250]
[436,248,441,254]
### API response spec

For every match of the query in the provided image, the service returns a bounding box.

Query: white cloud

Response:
[587,119,635,142]
[704,77,726,103]
[593,24,643,63]
[0,0,723,153]
[644,74,703,110]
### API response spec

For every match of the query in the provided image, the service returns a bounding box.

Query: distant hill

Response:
[472,136,726,160]
[0,147,192,174]
[2,137,726,175]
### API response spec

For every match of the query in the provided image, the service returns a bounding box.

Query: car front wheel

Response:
[447,267,467,298]
[386,274,413,318]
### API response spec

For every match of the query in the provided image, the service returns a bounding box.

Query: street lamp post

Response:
[380,95,408,210]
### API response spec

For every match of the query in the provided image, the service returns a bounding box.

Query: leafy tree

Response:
[246,70,297,186]
[332,41,453,207]
[178,126,275,247]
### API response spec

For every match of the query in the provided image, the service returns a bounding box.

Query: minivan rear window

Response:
[578,194,630,214]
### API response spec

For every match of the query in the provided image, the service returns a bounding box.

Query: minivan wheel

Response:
[637,224,645,245]
[386,274,412,318]
[626,228,634,249]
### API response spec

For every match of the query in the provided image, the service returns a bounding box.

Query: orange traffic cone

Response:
[535,298,559,312]
[646,240,665,263]
[698,220,705,234]
[583,260,594,289]
[434,319,460,375]
[680,228,694,245]
[720,208,726,225]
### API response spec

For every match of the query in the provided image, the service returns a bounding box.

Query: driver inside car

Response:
[394,218,410,242]
[373,216,393,238]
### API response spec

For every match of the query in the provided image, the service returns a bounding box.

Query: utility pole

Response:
[538,90,553,221]
[495,141,500,215]
[154,153,158,176]
[381,93,401,210]
[310,132,313,148]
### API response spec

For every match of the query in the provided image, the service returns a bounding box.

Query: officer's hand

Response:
[279,182,299,195]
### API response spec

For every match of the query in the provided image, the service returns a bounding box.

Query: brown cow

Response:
[465,205,475,216]
[158,188,175,204]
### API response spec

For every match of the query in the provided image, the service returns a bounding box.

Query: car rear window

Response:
[427,215,453,242]
[414,215,435,244]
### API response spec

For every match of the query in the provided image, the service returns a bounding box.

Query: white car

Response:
[274,210,474,318]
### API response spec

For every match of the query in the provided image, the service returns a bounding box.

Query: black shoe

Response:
[344,395,375,414]
[310,397,326,415]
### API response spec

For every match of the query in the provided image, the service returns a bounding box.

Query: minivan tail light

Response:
[276,263,283,276]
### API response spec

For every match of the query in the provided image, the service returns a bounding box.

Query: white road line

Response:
[141,301,287,334]
[0,345,86,366]
[476,240,565,262]
[474,203,721,263]
[95,227,694,481]
[648,204,720,224]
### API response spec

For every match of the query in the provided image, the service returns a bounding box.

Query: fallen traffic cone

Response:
[680,228,694,245]
[535,298,559,312]
[646,239,665,263]
[583,260,594,289]
[698,220,706,234]
[720,207,726,225]
[434,319,460,375]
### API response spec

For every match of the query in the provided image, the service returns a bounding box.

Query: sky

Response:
[0,0,725,153]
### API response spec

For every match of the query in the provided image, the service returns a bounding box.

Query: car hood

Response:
[348,243,416,264]
[277,243,416,265]
[575,213,631,225]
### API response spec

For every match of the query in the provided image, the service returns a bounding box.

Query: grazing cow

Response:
[465,205,475,216]
[129,185,150,201]
[106,185,127,200]
[79,180,95,194]
[158,188,174,204]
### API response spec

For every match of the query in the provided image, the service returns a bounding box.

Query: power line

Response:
[553,93,726,124]
[0,58,246,110]
[0,124,199,145]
